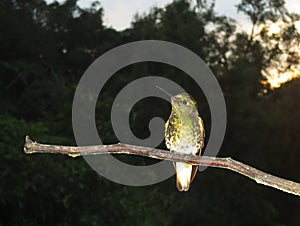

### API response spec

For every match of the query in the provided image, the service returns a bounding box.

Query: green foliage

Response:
[237,0,286,24]
[1,0,300,225]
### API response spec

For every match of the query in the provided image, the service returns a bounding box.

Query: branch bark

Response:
[24,136,300,196]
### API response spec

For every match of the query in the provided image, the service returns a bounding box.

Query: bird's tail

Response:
[175,162,193,192]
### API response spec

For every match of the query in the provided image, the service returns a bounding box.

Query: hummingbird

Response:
[157,86,205,191]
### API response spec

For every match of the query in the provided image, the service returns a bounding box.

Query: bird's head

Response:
[171,93,198,114]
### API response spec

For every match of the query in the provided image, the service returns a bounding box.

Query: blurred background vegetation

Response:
[1,0,300,225]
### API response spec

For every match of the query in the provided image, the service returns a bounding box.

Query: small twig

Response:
[24,136,300,196]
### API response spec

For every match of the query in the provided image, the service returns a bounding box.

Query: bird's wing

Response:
[190,116,205,183]
[165,119,177,170]
[164,119,171,150]
[190,166,198,184]
[198,116,205,151]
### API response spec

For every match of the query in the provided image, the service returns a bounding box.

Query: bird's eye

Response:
[182,100,188,105]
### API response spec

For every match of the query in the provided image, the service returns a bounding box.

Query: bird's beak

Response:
[156,85,173,98]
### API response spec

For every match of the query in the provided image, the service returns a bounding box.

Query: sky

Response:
[71,0,300,31]
[45,0,300,87]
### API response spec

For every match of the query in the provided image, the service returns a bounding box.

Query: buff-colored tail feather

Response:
[175,162,193,192]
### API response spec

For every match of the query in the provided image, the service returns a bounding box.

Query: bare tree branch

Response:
[24,136,300,196]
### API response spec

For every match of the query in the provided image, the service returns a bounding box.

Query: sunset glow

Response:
[264,68,300,88]
[267,22,283,36]
[261,20,300,88]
